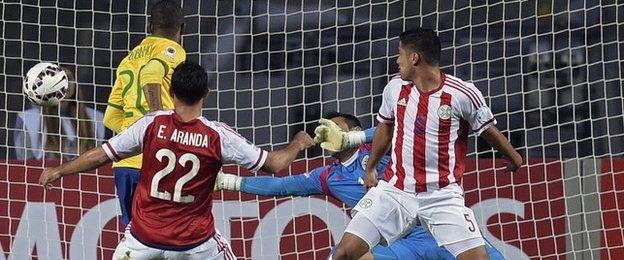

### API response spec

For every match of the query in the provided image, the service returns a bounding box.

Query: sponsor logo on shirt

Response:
[397,98,407,106]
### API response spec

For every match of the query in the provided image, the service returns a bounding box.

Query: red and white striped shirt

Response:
[102,110,267,249]
[377,72,496,193]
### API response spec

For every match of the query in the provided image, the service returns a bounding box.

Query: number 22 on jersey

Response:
[150,148,199,203]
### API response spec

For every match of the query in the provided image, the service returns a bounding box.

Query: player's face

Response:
[330,117,350,132]
[397,42,416,80]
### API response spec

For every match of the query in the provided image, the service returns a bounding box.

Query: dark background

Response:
[1,0,623,160]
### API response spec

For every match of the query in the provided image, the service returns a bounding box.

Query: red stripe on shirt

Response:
[105,142,121,161]
[447,77,483,107]
[474,118,496,133]
[446,77,483,107]
[413,92,429,192]
[438,92,452,188]
[454,120,469,183]
[249,150,265,171]
[393,85,412,190]
[319,165,334,196]
[378,113,394,121]
[383,159,394,181]
[445,81,480,108]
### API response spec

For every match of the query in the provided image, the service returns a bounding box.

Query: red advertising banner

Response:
[1,158,623,259]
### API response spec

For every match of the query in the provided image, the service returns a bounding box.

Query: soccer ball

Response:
[23,62,69,106]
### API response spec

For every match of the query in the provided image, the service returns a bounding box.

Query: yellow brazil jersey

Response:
[107,35,186,169]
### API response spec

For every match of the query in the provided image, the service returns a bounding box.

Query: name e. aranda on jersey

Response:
[156,125,209,148]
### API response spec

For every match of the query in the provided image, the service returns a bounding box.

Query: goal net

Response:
[1,0,623,259]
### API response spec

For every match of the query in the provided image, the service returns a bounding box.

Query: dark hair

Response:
[399,27,441,65]
[170,61,208,105]
[150,0,184,35]
[323,112,362,129]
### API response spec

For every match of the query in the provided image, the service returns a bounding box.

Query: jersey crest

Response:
[437,104,452,119]
[164,46,177,60]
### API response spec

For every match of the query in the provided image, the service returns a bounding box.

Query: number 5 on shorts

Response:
[464,213,476,232]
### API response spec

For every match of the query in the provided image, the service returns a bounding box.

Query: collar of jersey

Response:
[340,151,359,167]
[146,35,181,46]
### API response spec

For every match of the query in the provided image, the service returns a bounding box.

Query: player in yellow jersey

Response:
[103,0,186,226]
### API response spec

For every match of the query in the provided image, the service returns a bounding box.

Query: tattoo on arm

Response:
[143,84,163,111]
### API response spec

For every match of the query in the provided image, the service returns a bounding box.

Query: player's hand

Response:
[214,170,241,191]
[39,167,62,190]
[504,154,523,172]
[293,131,316,151]
[363,168,378,191]
[314,118,347,152]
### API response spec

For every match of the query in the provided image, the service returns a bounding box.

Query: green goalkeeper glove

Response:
[214,171,241,191]
[313,118,366,152]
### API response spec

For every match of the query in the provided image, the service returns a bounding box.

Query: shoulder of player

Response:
[381,75,407,97]
[197,119,244,140]
[143,110,175,123]
[387,74,408,88]
[443,75,485,107]
[444,74,483,94]
[151,38,186,58]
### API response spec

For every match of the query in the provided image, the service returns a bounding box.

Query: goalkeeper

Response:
[103,0,186,226]
[216,112,504,259]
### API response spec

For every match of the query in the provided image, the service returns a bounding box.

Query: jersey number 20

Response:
[151,148,199,203]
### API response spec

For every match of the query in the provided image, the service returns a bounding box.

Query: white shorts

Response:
[350,181,483,250]
[112,228,236,260]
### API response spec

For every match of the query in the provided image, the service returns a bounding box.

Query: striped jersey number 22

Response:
[151,148,199,203]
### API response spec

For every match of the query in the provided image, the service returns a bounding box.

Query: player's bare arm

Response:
[363,122,393,191]
[38,147,110,189]
[143,83,163,111]
[261,131,315,173]
[480,126,523,172]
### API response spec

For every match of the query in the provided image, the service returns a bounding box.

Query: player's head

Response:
[323,112,362,132]
[170,61,209,106]
[397,27,441,79]
[149,0,184,41]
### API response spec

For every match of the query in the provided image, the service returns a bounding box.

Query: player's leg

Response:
[484,238,506,260]
[418,184,488,260]
[334,181,418,260]
[170,230,235,260]
[447,240,488,260]
[369,245,398,259]
[332,213,381,260]
[376,227,456,260]
[112,230,164,260]
[113,167,140,226]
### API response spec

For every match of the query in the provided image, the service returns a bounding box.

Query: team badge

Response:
[164,46,176,60]
[437,104,452,120]
[361,155,369,169]
[359,198,373,208]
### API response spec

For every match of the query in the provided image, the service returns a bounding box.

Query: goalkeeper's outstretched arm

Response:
[215,170,325,197]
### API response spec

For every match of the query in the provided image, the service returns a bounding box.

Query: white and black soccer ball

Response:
[23,62,69,106]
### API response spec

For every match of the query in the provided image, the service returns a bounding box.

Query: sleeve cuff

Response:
[102,142,121,162]
[473,118,497,136]
[376,113,394,124]
[248,149,268,172]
